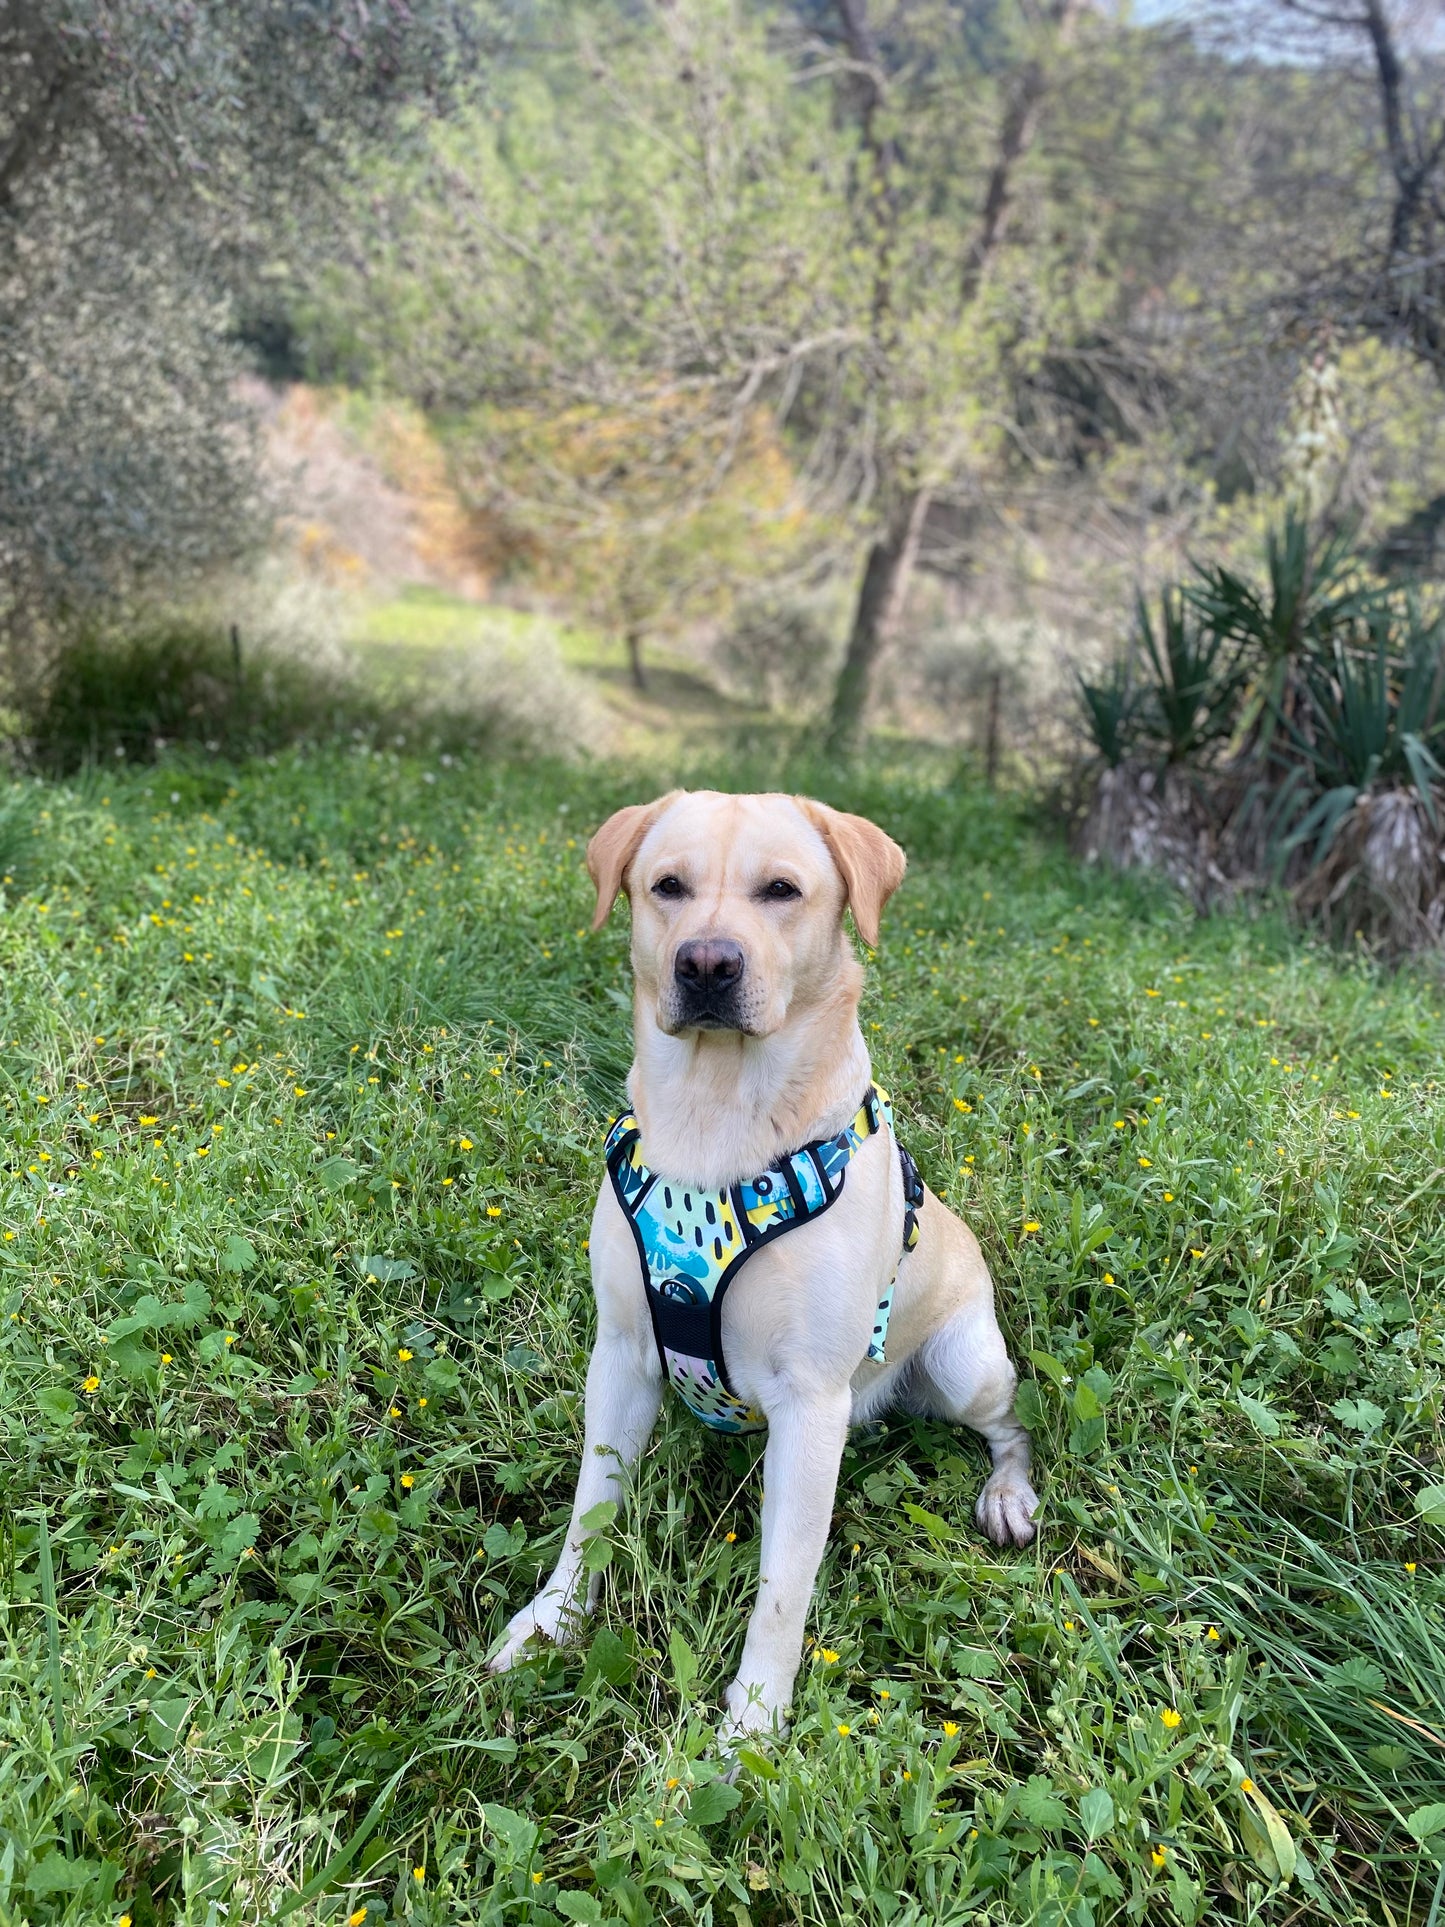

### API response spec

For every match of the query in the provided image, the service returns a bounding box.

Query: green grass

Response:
[354,589,576,659]
[2,742,1443,1926]
[353,588,782,761]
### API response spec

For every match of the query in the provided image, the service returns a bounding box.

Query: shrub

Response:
[9,622,359,773]
[1077,654,1141,771]
[910,617,1085,776]
[711,594,841,714]
[1076,515,1445,949]
[6,607,606,774]
[1133,586,1241,763]
[1284,594,1444,843]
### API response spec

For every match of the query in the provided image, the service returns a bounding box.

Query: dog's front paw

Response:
[488,1590,586,1674]
[718,1677,789,1761]
[975,1470,1039,1548]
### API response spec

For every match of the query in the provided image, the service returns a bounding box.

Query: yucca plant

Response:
[1076,652,1139,767]
[1133,584,1242,763]
[1187,509,1373,759]
[1278,592,1445,862]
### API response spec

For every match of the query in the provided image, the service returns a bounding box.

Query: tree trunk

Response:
[961,0,1081,305]
[826,487,929,754]
[825,0,1079,753]
[625,626,647,693]
[1359,0,1445,378]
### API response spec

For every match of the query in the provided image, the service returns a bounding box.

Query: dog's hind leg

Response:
[905,1296,1038,1548]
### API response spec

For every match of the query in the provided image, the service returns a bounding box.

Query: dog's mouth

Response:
[658,991,760,1037]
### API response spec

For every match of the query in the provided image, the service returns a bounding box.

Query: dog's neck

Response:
[627,962,871,1189]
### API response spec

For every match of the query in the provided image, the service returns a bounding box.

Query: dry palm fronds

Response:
[1075,761,1232,911]
[1293,786,1445,952]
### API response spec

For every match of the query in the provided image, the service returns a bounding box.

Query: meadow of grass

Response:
[352,590,776,761]
[1,739,1443,1927]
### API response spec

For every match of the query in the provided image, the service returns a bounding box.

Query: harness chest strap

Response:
[603,1083,924,1435]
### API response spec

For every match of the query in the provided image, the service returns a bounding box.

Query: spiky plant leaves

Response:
[1133,586,1242,764]
[1186,509,1373,763]
[1077,654,1140,768]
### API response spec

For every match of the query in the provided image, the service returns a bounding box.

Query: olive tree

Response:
[0,0,487,665]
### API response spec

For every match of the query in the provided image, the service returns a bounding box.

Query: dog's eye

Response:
[652,874,686,899]
[762,878,800,901]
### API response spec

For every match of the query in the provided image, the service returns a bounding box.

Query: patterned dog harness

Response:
[604,1084,923,1434]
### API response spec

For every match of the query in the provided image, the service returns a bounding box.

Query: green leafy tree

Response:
[298,0,855,687]
[301,0,1103,717]
[0,0,487,668]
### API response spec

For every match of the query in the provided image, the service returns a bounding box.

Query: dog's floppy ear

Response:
[586,792,682,930]
[797,799,907,948]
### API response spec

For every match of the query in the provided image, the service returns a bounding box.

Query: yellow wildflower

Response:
[1160,1708,1182,1728]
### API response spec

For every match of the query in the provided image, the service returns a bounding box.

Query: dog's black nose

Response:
[674,938,745,996]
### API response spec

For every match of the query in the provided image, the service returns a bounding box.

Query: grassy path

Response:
[352,587,779,762]
[1,744,1443,1925]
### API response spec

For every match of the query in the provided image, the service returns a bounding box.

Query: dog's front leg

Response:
[489,1324,660,1673]
[721,1382,850,1746]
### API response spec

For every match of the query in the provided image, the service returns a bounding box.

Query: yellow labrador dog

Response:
[490,791,1037,1742]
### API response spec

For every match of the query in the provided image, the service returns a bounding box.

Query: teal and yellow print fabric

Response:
[603,1085,913,1434]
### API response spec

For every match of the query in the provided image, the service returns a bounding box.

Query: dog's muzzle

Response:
[671,937,747,1029]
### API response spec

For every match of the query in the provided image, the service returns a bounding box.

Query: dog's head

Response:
[586,790,906,1038]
